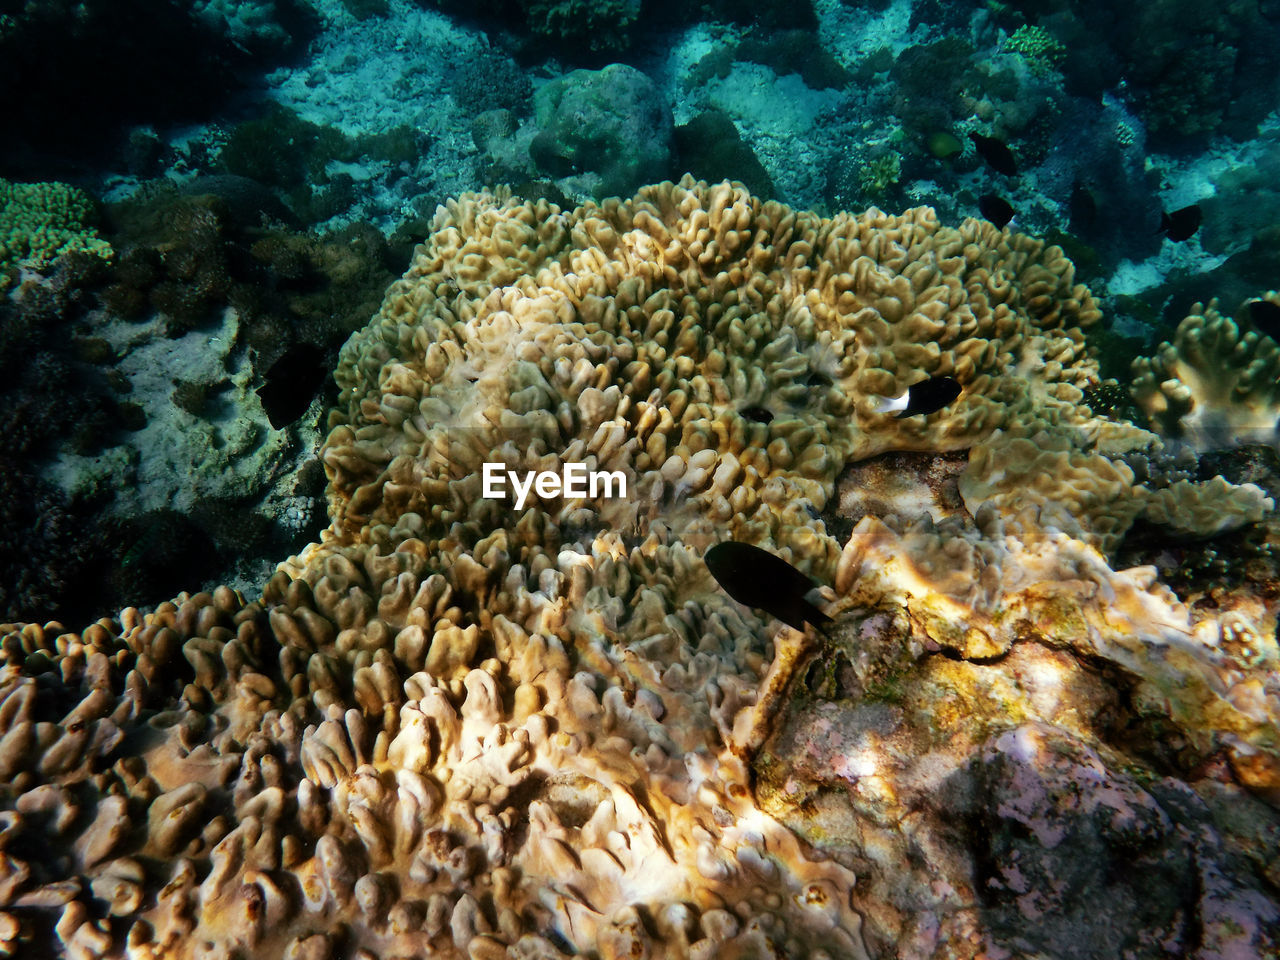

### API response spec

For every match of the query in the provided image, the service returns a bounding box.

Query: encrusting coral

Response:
[0,178,1277,959]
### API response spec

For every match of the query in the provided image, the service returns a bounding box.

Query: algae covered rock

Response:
[531,63,672,198]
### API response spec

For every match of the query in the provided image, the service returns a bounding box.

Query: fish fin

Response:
[776,598,832,633]
[808,603,833,629]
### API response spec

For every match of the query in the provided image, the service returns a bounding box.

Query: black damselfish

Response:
[1069,182,1097,233]
[874,375,962,418]
[979,193,1015,228]
[968,133,1017,176]
[256,343,328,429]
[1247,299,1280,341]
[704,541,832,632]
[1158,204,1202,242]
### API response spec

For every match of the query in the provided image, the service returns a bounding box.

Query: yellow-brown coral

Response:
[317,178,1113,564]
[0,178,1275,960]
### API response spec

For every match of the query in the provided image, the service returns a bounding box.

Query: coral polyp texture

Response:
[1131,295,1280,452]
[2,179,1278,959]
[0,178,112,286]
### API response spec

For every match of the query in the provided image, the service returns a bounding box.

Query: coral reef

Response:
[191,0,298,52]
[0,177,395,624]
[993,0,1280,148]
[685,28,853,93]
[445,45,533,116]
[422,0,642,55]
[0,180,1276,959]
[216,106,428,226]
[0,254,137,623]
[887,38,992,138]
[672,111,774,201]
[856,153,902,200]
[1002,24,1066,76]
[418,0,813,60]
[475,63,676,204]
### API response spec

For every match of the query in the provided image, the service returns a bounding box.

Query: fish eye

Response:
[740,405,774,424]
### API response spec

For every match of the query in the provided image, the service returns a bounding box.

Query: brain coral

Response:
[0,178,1275,959]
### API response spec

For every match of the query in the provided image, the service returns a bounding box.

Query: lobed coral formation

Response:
[0,179,1276,958]
[1131,296,1280,452]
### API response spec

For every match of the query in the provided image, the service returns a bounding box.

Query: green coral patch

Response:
[0,178,113,286]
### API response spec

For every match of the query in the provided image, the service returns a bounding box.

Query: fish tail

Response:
[873,393,908,415]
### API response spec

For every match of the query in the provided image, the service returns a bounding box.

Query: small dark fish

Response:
[979,193,1015,229]
[874,375,962,418]
[1068,182,1097,233]
[968,132,1017,176]
[705,541,832,632]
[256,343,328,429]
[1247,299,1280,341]
[1158,204,1202,242]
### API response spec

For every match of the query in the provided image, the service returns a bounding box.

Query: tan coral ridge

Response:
[0,177,1273,960]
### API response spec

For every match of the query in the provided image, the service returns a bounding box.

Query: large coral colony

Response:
[1,177,1279,959]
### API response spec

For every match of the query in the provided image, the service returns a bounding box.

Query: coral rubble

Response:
[0,179,1276,959]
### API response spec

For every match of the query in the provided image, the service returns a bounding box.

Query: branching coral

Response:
[0,178,1275,959]
[1131,296,1280,451]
